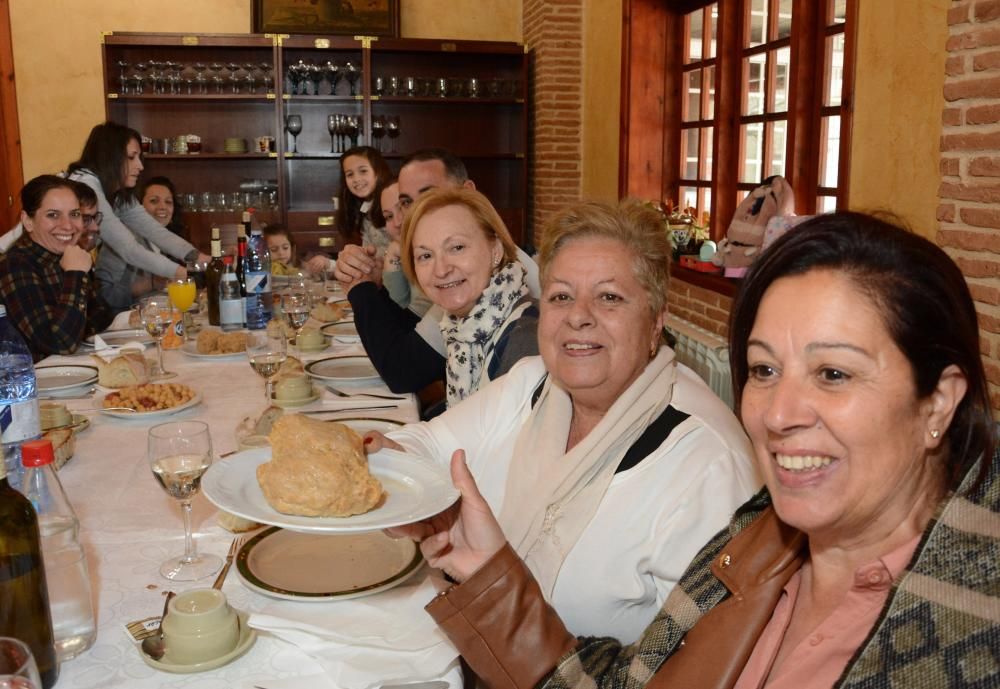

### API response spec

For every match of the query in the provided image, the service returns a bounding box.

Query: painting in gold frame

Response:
[252,0,400,37]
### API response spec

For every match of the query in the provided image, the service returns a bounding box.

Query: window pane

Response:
[825,33,845,107]
[747,0,768,48]
[705,65,716,119]
[687,9,703,63]
[707,4,719,59]
[773,47,790,112]
[685,70,702,121]
[741,122,765,183]
[745,54,766,115]
[820,115,841,187]
[682,128,699,179]
[832,0,847,24]
[776,0,793,39]
[768,121,787,177]
[703,188,712,223]
[679,186,698,211]
[818,196,837,212]
[701,126,714,180]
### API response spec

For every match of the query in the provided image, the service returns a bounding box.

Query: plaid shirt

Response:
[0,233,114,361]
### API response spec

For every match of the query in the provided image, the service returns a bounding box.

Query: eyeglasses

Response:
[82,212,104,227]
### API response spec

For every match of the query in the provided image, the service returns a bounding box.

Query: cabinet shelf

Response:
[103,32,530,250]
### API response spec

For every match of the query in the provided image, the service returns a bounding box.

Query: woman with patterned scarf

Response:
[400,187,540,407]
[367,199,759,645]
[389,212,999,689]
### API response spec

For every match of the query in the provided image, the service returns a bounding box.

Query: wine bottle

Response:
[204,227,225,326]
[0,431,59,688]
[235,225,249,319]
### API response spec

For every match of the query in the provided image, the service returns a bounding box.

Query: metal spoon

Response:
[324,385,405,401]
[141,591,175,661]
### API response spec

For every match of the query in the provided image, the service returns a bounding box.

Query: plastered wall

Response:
[9,0,521,179]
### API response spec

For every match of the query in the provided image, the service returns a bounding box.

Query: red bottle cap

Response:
[21,439,55,467]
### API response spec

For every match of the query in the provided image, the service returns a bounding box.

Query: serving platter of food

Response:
[99,383,202,418]
[181,330,248,359]
[202,416,458,533]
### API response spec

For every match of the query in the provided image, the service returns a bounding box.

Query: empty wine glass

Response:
[0,637,43,689]
[209,62,225,94]
[259,61,274,94]
[308,63,324,96]
[247,324,288,402]
[244,62,258,93]
[116,59,130,95]
[193,62,208,94]
[371,115,385,151]
[148,421,221,581]
[226,62,242,94]
[386,115,401,152]
[134,62,149,94]
[140,295,176,380]
[282,291,312,337]
[285,114,303,154]
[327,114,339,153]
[343,61,360,96]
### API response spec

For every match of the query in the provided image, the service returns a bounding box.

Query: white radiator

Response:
[664,315,734,410]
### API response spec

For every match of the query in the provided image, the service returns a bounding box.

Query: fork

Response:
[325,385,405,401]
[213,536,246,590]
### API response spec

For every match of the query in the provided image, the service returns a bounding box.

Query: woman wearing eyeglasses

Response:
[0,175,114,360]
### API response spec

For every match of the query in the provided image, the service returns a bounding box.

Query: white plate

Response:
[320,321,359,342]
[202,447,459,534]
[305,356,381,384]
[337,417,405,435]
[180,341,247,360]
[34,365,98,392]
[98,391,203,419]
[270,390,320,409]
[235,527,423,601]
[84,329,154,347]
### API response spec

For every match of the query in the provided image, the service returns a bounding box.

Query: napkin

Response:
[248,574,461,689]
[90,334,146,362]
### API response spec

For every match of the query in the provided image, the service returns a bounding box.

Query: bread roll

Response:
[91,351,149,388]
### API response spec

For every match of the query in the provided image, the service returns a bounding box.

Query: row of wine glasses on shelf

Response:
[286,59,361,96]
[372,75,520,99]
[116,60,275,95]
[283,114,401,154]
[180,190,279,214]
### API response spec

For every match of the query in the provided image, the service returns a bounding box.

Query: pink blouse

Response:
[732,534,921,689]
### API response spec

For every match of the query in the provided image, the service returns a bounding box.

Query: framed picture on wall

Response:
[252,0,400,37]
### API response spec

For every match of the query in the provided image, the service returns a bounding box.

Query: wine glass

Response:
[282,291,312,338]
[140,295,176,380]
[247,324,288,403]
[325,61,341,95]
[343,61,360,96]
[285,114,303,154]
[148,421,222,581]
[193,62,208,94]
[116,59,130,95]
[308,63,324,96]
[243,62,258,93]
[259,61,274,94]
[371,115,385,152]
[327,114,339,153]
[226,62,242,94]
[386,115,401,153]
[0,637,42,689]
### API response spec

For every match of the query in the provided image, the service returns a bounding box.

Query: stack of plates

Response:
[35,365,99,399]
[224,137,247,154]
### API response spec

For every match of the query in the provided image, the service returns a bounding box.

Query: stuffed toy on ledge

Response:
[712,175,794,275]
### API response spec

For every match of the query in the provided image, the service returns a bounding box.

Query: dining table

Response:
[33,313,457,689]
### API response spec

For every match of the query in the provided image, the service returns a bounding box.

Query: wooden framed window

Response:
[620,0,857,241]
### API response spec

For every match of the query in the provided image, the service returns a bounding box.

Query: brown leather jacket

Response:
[426,508,805,689]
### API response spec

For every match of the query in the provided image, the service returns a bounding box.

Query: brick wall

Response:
[940,0,1000,411]
[666,280,733,338]
[523,0,584,246]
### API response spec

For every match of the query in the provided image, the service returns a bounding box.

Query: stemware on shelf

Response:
[139,295,176,380]
[193,61,208,94]
[133,62,149,95]
[371,115,385,152]
[386,115,401,152]
[116,59,130,95]
[148,420,222,582]
[246,324,288,403]
[259,61,274,94]
[243,62,258,93]
[323,61,339,95]
[226,62,242,94]
[308,63,324,96]
[344,61,360,96]
[285,114,303,154]
[327,114,339,153]
[209,62,225,94]
[372,75,384,97]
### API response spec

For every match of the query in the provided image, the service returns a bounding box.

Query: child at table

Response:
[263,224,301,276]
[335,146,392,252]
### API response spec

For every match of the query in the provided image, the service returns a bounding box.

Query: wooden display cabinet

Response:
[101,32,530,255]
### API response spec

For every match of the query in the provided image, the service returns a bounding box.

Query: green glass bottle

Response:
[0,430,58,688]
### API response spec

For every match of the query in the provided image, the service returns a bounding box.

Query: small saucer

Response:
[293,339,330,353]
[271,388,321,409]
[138,610,256,674]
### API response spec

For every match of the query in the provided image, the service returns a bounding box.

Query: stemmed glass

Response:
[0,637,43,688]
[259,61,274,94]
[327,114,339,153]
[371,115,385,152]
[193,62,208,94]
[243,62,258,93]
[343,61,360,96]
[386,115,401,152]
[308,63,324,96]
[285,114,303,154]
[226,62,242,94]
[167,278,197,339]
[116,59,130,95]
[326,61,341,95]
[282,292,312,338]
[148,421,222,581]
[208,62,224,94]
[134,62,149,94]
[247,324,288,403]
[140,295,176,380]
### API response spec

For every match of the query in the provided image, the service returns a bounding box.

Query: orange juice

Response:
[168,280,197,312]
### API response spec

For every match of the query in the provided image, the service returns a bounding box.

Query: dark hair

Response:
[400,148,469,185]
[139,176,187,240]
[67,121,143,206]
[262,223,298,267]
[369,176,397,230]
[20,175,81,216]
[729,211,995,490]
[335,146,392,245]
[68,180,98,208]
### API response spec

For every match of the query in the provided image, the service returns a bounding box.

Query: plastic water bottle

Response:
[0,305,40,492]
[21,439,96,662]
[244,220,273,329]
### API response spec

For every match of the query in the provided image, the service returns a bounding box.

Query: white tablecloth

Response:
[42,336,424,689]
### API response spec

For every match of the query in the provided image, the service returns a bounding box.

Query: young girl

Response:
[263,224,300,275]
[336,145,391,251]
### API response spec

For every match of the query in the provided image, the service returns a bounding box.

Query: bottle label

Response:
[246,271,270,295]
[0,399,41,444]
[220,298,243,326]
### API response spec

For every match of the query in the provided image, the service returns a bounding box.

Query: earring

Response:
[493,255,500,267]
[930,429,941,439]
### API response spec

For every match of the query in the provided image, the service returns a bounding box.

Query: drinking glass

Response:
[247,324,288,403]
[343,61,360,96]
[285,114,303,154]
[148,421,221,581]
[140,295,176,379]
[0,637,42,689]
[386,115,401,152]
[371,115,385,152]
[282,291,312,337]
[327,114,339,153]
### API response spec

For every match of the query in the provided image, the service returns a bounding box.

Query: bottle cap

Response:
[22,439,55,467]
[211,227,221,240]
